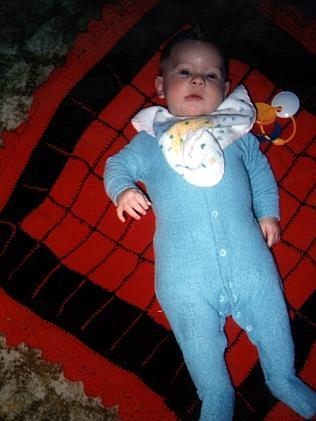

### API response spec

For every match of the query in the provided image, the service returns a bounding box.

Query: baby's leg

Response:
[239,281,316,419]
[157,289,234,421]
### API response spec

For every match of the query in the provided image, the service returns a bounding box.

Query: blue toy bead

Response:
[257,122,282,142]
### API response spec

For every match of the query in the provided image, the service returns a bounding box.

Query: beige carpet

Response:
[0,334,119,420]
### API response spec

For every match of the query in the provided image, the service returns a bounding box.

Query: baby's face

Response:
[155,40,229,117]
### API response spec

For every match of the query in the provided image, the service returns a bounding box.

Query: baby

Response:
[105,33,316,420]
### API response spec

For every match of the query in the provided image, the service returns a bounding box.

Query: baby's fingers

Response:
[126,204,143,220]
[132,202,148,215]
[116,200,150,222]
[116,207,126,222]
[128,197,151,218]
[116,204,139,222]
[267,231,280,248]
[116,189,151,222]
[135,195,151,211]
[117,205,138,222]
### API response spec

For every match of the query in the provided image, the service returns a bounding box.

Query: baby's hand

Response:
[116,188,151,222]
[259,217,280,247]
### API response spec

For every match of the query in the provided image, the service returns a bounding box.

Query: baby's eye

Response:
[206,73,218,80]
[179,69,191,76]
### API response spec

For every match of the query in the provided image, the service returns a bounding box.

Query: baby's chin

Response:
[173,109,214,118]
[171,105,216,118]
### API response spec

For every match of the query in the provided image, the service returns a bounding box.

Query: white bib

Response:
[131,84,256,187]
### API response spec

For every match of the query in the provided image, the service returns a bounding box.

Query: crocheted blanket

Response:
[0,1,315,419]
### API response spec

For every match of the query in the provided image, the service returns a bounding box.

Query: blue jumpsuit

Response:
[105,130,316,420]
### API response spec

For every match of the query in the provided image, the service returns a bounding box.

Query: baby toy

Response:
[255,91,300,145]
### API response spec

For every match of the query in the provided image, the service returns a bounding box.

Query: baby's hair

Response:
[159,28,229,80]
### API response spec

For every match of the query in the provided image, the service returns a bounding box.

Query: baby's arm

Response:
[104,132,152,222]
[241,133,280,247]
[258,217,280,247]
[116,188,151,222]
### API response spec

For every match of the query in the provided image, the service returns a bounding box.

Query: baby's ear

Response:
[224,81,230,97]
[154,76,165,98]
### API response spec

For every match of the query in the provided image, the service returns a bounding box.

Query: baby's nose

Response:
[191,74,205,86]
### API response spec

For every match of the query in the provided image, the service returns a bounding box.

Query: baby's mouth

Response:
[185,94,203,100]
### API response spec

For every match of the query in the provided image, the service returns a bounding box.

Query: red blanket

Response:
[0,1,315,419]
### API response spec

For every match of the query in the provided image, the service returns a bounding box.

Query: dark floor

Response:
[0,0,106,136]
[0,333,119,420]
